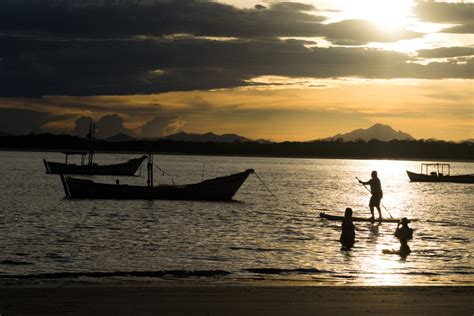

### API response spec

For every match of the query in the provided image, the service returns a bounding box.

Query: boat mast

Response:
[87,121,96,166]
[147,153,154,187]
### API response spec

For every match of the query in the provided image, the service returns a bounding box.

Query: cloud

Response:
[96,114,134,138]
[0,0,423,42]
[0,35,472,97]
[414,1,474,23]
[0,107,59,134]
[441,23,474,34]
[140,116,185,138]
[417,47,474,58]
[0,0,326,38]
[321,20,421,45]
[71,116,93,137]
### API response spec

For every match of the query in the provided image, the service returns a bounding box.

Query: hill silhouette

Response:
[157,131,253,143]
[0,133,472,160]
[322,124,414,142]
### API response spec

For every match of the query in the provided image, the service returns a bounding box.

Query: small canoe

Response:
[319,212,414,223]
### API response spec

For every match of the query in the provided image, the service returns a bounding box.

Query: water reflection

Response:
[0,152,472,285]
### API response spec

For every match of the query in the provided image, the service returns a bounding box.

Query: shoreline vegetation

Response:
[0,134,473,161]
[0,285,472,315]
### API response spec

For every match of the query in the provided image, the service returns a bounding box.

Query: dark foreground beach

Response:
[0,285,472,315]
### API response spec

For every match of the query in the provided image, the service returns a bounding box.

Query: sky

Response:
[0,0,472,141]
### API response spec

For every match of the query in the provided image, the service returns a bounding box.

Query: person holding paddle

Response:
[359,171,383,222]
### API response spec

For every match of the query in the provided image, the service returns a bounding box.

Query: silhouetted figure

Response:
[395,217,413,257]
[359,171,383,221]
[340,208,355,250]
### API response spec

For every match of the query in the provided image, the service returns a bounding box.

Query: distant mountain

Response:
[105,133,136,142]
[158,132,254,143]
[322,123,415,142]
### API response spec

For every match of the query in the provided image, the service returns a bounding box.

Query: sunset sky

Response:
[0,0,472,141]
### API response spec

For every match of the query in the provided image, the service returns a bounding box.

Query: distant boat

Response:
[43,122,146,176]
[44,154,147,176]
[60,155,254,201]
[406,163,474,184]
[319,212,412,223]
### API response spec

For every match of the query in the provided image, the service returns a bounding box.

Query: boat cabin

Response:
[420,163,450,177]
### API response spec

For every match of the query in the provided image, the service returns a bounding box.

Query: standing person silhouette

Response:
[340,208,355,250]
[359,171,383,222]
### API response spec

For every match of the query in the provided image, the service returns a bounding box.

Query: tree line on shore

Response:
[0,133,472,160]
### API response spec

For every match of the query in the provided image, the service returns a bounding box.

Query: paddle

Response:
[355,177,394,219]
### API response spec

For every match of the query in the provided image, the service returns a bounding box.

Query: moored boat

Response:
[60,155,254,201]
[43,122,146,176]
[406,163,474,184]
[44,154,146,176]
[319,212,413,223]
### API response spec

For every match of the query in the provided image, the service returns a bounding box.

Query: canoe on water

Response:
[319,212,415,223]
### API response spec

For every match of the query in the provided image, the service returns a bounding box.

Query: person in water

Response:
[359,171,383,221]
[340,207,355,249]
[395,217,413,256]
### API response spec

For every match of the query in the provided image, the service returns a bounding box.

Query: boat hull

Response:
[61,169,254,201]
[44,156,146,176]
[319,212,409,223]
[406,171,474,183]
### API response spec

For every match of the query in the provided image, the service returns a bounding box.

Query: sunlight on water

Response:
[0,152,472,285]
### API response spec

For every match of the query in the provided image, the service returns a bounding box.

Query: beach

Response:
[0,285,472,315]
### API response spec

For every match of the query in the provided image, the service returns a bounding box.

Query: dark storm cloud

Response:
[0,35,472,97]
[414,1,474,23]
[0,0,422,42]
[417,47,474,58]
[0,107,67,134]
[0,0,326,38]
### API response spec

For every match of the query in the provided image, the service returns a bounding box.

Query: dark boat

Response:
[319,212,413,223]
[60,155,254,201]
[43,122,146,176]
[406,163,474,184]
[44,154,147,176]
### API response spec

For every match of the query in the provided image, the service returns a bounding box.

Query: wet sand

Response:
[0,285,472,315]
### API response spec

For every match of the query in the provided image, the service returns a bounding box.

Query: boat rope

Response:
[254,171,278,200]
[355,177,394,218]
[153,162,177,185]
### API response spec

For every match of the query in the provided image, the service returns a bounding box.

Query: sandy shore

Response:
[0,285,472,315]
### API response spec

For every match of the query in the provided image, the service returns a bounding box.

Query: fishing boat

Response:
[43,122,146,176]
[60,154,254,201]
[44,153,147,176]
[319,212,413,223]
[406,163,474,184]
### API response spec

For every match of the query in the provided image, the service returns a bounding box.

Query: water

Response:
[0,151,472,285]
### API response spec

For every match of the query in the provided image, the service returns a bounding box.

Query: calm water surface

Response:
[0,151,472,285]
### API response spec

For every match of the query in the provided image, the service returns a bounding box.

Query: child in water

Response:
[394,217,413,256]
[340,207,355,250]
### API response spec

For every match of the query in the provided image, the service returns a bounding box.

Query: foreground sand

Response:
[0,285,472,315]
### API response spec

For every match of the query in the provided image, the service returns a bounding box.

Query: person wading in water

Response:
[340,207,355,250]
[359,171,383,222]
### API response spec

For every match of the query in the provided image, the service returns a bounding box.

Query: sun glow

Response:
[341,0,414,31]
